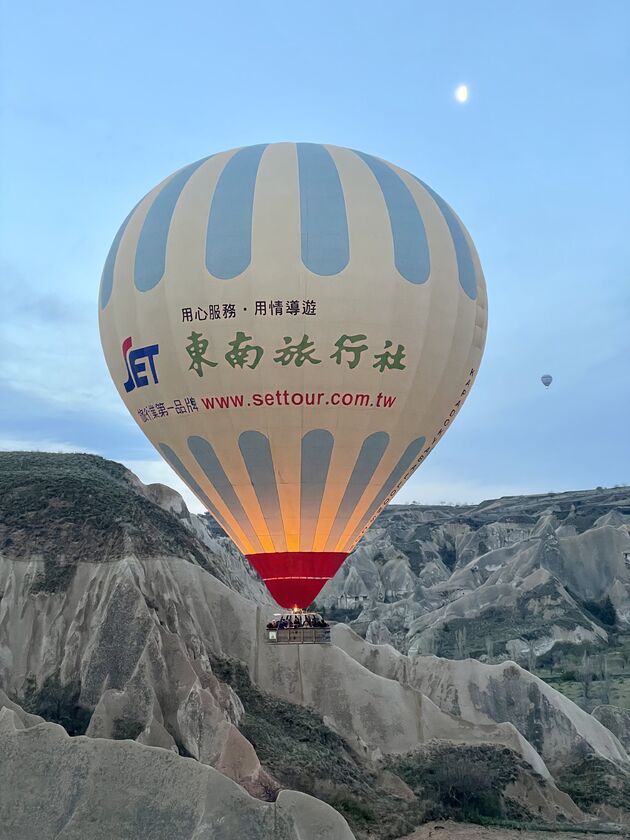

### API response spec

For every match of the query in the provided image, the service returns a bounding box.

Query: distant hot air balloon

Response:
[541,375,553,388]
[99,143,488,610]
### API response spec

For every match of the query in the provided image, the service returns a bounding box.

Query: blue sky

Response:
[1,0,629,511]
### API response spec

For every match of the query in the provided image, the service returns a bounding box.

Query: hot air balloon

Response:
[541,375,553,388]
[99,143,488,612]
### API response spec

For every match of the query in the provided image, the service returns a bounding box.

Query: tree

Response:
[599,654,613,706]
[419,634,437,656]
[454,627,468,660]
[580,652,594,709]
[527,646,537,673]
[551,647,564,673]
[485,637,495,660]
[599,597,617,627]
[431,755,504,819]
[584,596,616,627]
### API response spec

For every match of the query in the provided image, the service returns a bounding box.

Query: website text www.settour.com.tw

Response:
[200,390,398,410]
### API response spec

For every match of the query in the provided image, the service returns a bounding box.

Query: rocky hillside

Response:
[317,489,630,662]
[0,705,352,840]
[0,451,269,604]
[1,452,630,838]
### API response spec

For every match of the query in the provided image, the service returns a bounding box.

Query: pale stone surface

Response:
[503,767,582,823]
[255,627,549,774]
[276,790,356,840]
[0,688,44,728]
[0,557,596,833]
[333,624,629,773]
[0,551,560,777]
[142,482,189,517]
[0,710,354,840]
[2,539,624,801]
[0,535,622,829]
[366,619,393,646]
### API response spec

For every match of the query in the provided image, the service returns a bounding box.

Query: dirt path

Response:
[402,822,628,840]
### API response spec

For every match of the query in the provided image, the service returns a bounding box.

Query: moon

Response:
[455,85,469,103]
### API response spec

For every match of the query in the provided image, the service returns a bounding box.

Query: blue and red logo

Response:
[122,336,160,392]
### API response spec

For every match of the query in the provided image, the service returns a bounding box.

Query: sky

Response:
[1,0,629,513]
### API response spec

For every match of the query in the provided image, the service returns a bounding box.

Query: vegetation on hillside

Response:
[211,656,559,838]
[211,656,421,839]
[0,451,207,572]
[557,755,630,813]
[387,742,533,823]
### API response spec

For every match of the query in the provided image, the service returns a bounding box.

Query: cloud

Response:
[0,437,97,454]
[0,265,123,415]
[394,475,540,507]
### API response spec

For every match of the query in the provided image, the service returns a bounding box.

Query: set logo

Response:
[122,336,160,393]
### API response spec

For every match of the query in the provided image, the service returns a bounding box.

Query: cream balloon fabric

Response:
[99,143,488,607]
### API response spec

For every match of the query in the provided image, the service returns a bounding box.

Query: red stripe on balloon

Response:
[246,551,348,609]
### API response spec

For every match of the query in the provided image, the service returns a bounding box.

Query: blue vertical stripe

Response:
[158,442,234,539]
[188,436,263,553]
[238,430,286,551]
[300,429,334,551]
[324,432,390,551]
[346,437,426,548]
[99,203,140,310]
[354,151,430,285]
[134,156,211,293]
[413,176,477,300]
[205,144,267,279]
[297,143,349,276]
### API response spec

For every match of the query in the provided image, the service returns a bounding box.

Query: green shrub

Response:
[389,742,525,822]
[558,669,579,682]
[557,755,630,812]
[329,797,376,825]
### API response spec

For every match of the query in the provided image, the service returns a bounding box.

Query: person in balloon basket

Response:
[266,614,329,630]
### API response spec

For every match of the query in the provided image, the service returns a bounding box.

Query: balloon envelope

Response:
[541,375,553,387]
[99,143,488,608]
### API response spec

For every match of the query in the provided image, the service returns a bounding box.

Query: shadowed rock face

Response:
[317,488,630,657]
[2,453,630,836]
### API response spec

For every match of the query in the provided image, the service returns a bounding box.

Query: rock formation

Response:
[2,452,630,836]
[333,625,627,773]
[0,707,353,840]
[317,489,630,659]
